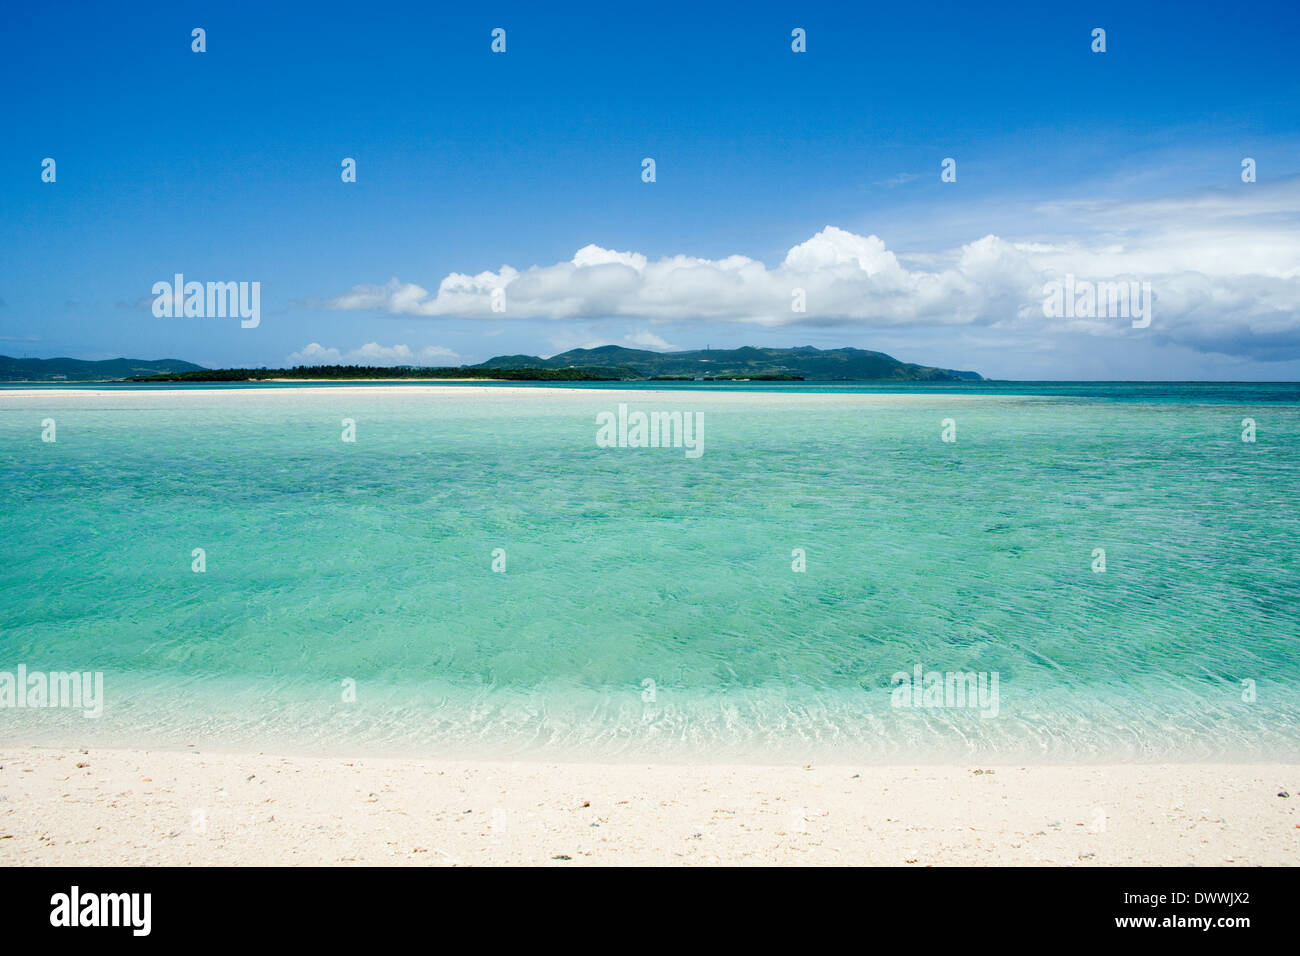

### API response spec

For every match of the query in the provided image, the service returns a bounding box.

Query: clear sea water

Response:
[1,382,1297,761]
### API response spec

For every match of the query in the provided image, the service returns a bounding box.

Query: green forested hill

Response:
[473,345,981,381]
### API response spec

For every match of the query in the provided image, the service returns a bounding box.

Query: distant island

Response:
[0,355,203,382]
[0,346,981,383]
[470,346,981,381]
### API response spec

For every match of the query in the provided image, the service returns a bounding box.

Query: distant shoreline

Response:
[0,346,979,385]
[0,384,1017,400]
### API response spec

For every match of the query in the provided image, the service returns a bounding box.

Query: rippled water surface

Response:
[1,384,1297,760]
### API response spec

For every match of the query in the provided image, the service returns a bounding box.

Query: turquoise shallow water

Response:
[1,383,1297,760]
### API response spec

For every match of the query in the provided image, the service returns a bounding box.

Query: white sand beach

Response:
[1,749,1294,866]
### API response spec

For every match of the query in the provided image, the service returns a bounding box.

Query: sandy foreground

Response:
[1,749,1295,866]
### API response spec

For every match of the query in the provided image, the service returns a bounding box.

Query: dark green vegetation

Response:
[4,346,981,382]
[0,355,202,382]
[474,346,981,381]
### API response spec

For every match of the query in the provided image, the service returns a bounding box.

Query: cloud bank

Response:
[324,180,1300,361]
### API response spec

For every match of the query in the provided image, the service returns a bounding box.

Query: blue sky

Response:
[3,0,1299,379]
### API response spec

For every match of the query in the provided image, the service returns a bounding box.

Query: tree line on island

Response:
[2,346,982,383]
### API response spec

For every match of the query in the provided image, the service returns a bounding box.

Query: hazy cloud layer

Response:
[324,180,1300,361]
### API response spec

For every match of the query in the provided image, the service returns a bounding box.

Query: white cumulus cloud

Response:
[321,178,1300,360]
[286,342,459,366]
